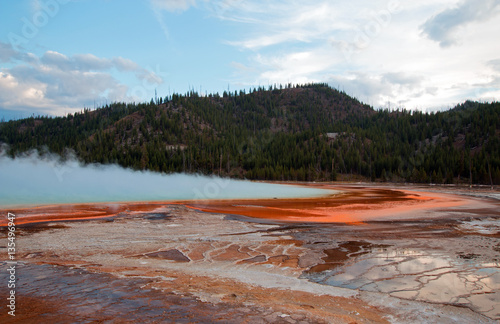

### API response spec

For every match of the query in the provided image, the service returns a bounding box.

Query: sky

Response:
[0,0,499,119]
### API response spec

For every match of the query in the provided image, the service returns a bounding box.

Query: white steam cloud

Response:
[0,152,334,207]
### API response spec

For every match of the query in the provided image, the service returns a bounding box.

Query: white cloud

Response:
[0,44,165,116]
[329,73,387,101]
[325,72,442,110]
[0,65,127,116]
[421,0,500,47]
[255,50,335,84]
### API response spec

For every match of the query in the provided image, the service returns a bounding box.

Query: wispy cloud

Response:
[225,1,352,50]
[150,0,198,12]
[39,51,161,82]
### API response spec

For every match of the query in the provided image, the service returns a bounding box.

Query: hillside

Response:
[0,83,499,184]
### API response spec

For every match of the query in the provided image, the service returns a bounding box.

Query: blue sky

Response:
[0,0,499,119]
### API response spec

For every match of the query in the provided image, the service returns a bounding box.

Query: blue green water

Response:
[0,154,335,207]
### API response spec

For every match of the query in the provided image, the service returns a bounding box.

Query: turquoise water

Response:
[0,155,335,207]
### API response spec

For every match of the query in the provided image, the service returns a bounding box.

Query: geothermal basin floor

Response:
[1,184,500,323]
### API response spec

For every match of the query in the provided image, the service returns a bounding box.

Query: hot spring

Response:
[0,153,336,207]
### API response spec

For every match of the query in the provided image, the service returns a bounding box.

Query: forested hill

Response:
[1,83,499,185]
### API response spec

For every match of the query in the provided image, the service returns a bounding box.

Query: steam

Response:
[0,151,334,207]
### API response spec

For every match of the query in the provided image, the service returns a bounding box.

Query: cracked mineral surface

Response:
[0,184,499,323]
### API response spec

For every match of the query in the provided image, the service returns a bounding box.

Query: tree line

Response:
[1,83,499,185]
